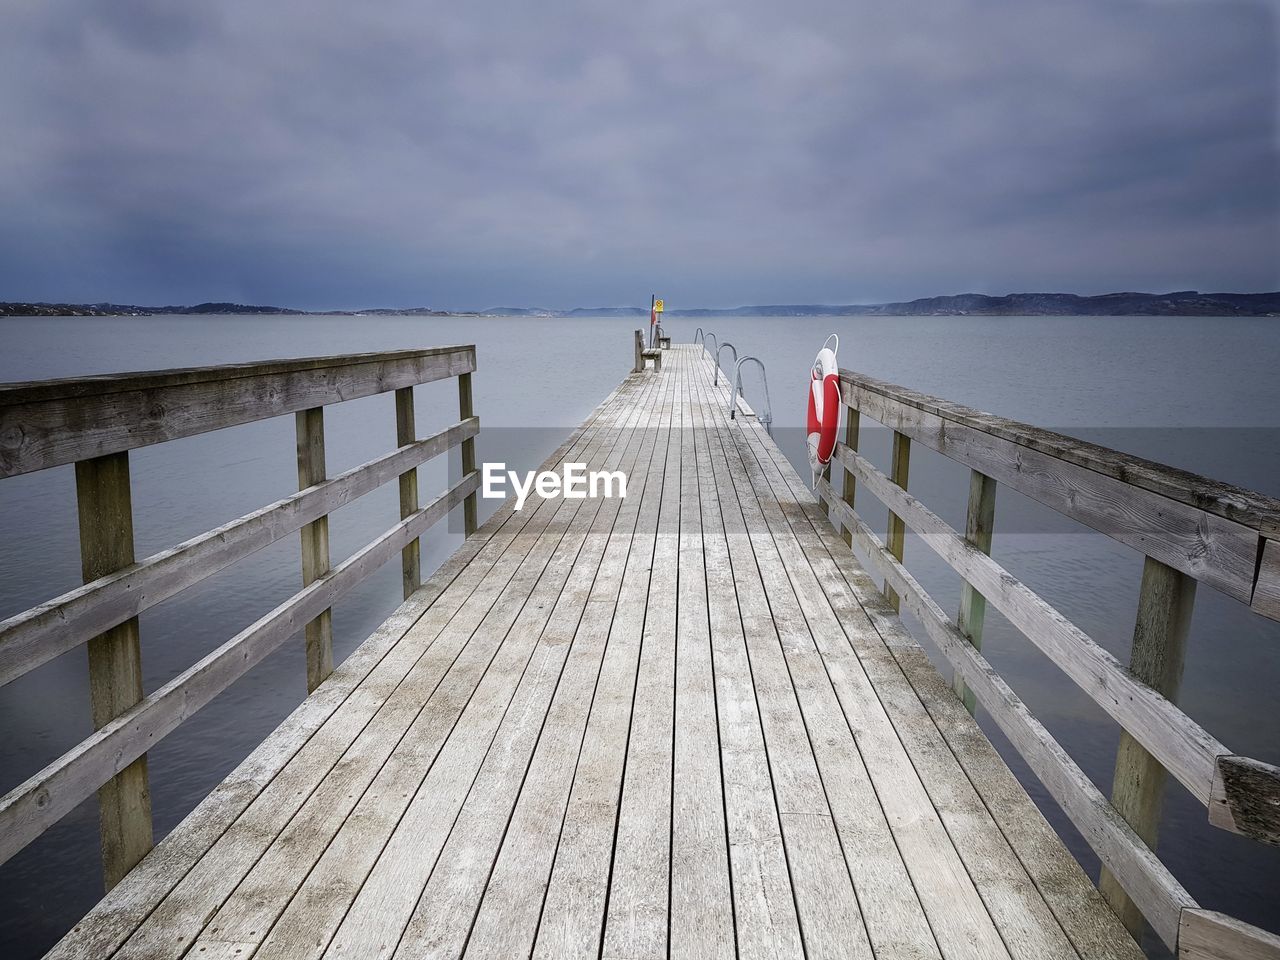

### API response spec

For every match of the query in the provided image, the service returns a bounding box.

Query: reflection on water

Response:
[1,314,1278,957]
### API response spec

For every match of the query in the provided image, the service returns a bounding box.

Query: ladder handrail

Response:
[714,342,737,386]
[730,356,772,430]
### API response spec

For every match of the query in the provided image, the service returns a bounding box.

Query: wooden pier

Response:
[3,342,1280,959]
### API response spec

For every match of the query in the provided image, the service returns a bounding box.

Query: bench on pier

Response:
[633,328,663,372]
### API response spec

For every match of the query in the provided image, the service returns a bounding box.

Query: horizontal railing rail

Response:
[816,366,1280,957]
[0,417,478,686]
[0,347,481,891]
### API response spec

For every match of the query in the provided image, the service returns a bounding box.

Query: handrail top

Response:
[840,366,1280,538]
[0,346,476,406]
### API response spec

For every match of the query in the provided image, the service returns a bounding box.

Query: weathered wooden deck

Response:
[47,344,1145,960]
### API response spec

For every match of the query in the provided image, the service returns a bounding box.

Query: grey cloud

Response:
[0,0,1275,309]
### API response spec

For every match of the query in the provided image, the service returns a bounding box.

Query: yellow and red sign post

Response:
[650,295,664,346]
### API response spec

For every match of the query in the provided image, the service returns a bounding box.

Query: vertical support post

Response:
[1100,557,1195,937]
[840,407,861,546]
[458,372,478,536]
[296,407,333,692]
[634,329,645,373]
[884,430,911,611]
[954,469,997,713]
[75,451,153,890]
[395,386,420,600]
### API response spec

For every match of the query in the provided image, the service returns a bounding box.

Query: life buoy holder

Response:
[807,334,840,476]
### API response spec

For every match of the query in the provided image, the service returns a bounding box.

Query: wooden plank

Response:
[687,357,885,960]
[432,373,670,960]
[601,369,682,960]
[818,485,1195,950]
[1252,538,1280,621]
[725,425,1089,960]
[884,429,910,611]
[717,396,1135,960]
[297,407,334,692]
[831,443,1227,807]
[841,379,1260,604]
[838,368,1280,543]
[395,386,421,599]
[700,364,1011,960]
[524,371,675,957]
[669,371,734,960]
[0,346,476,477]
[689,372,804,960]
[137,387,642,960]
[1209,755,1280,845]
[679,354,1140,959]
[242,378,658,960]
[1101,557,1196,934]
[0,472,479,870]
[315,381,653,960]
[839,406,859,546]
[459,370,478,536]
[44,370,641,960]
[1178,909,1280,960]
[75,451,153,891]
[0,417,477,687]
[954,469,996,713]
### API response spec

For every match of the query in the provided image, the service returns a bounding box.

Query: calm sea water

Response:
[1,314,1277,957]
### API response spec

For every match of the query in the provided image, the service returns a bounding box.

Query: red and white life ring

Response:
[807,334,840,475]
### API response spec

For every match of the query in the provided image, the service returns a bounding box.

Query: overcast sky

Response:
[1,0,1276,310]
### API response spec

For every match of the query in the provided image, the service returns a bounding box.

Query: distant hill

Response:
[0,300,305,317]
[3,290,1278,318]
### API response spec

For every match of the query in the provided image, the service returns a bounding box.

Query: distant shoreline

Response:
[3,290,1278,318]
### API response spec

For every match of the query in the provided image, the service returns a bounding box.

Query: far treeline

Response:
[2,290,1279,318]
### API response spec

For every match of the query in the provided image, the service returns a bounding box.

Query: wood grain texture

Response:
[0,346,476,477]
[884,429,910,611]
[0,417,477,687]
[1252,538,1280,621]
[0,473,479,870]
[1208,755,1280,845]
[1101,557,1196,934]
[297,407,334,692]
[43,367,638,960]
[458,370,478,536]
[837,367,1280,540]
[817,483,1194,950]
[831,443,1226,808]
[839,407,859,546]
[1178,909,1280,960]
[41,346,1168,960]
[955,468,996,713]
[722,401,1140,960]
[75,451,153,890]
[394,386,420,599]
[840,377,1260,604]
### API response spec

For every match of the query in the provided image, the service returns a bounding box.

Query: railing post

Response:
[634,329,644,373]
[296,407,333,692]
[1100,556,1196,937]
[75,451,153,890]
[884,430,911,611]
[458,372,478,536]
[954,470,997,713]
[839,407,860,547]
[395,387,420,599]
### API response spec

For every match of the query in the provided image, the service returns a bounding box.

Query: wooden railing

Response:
[0,347,480,890]
[814,368,1280,958]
